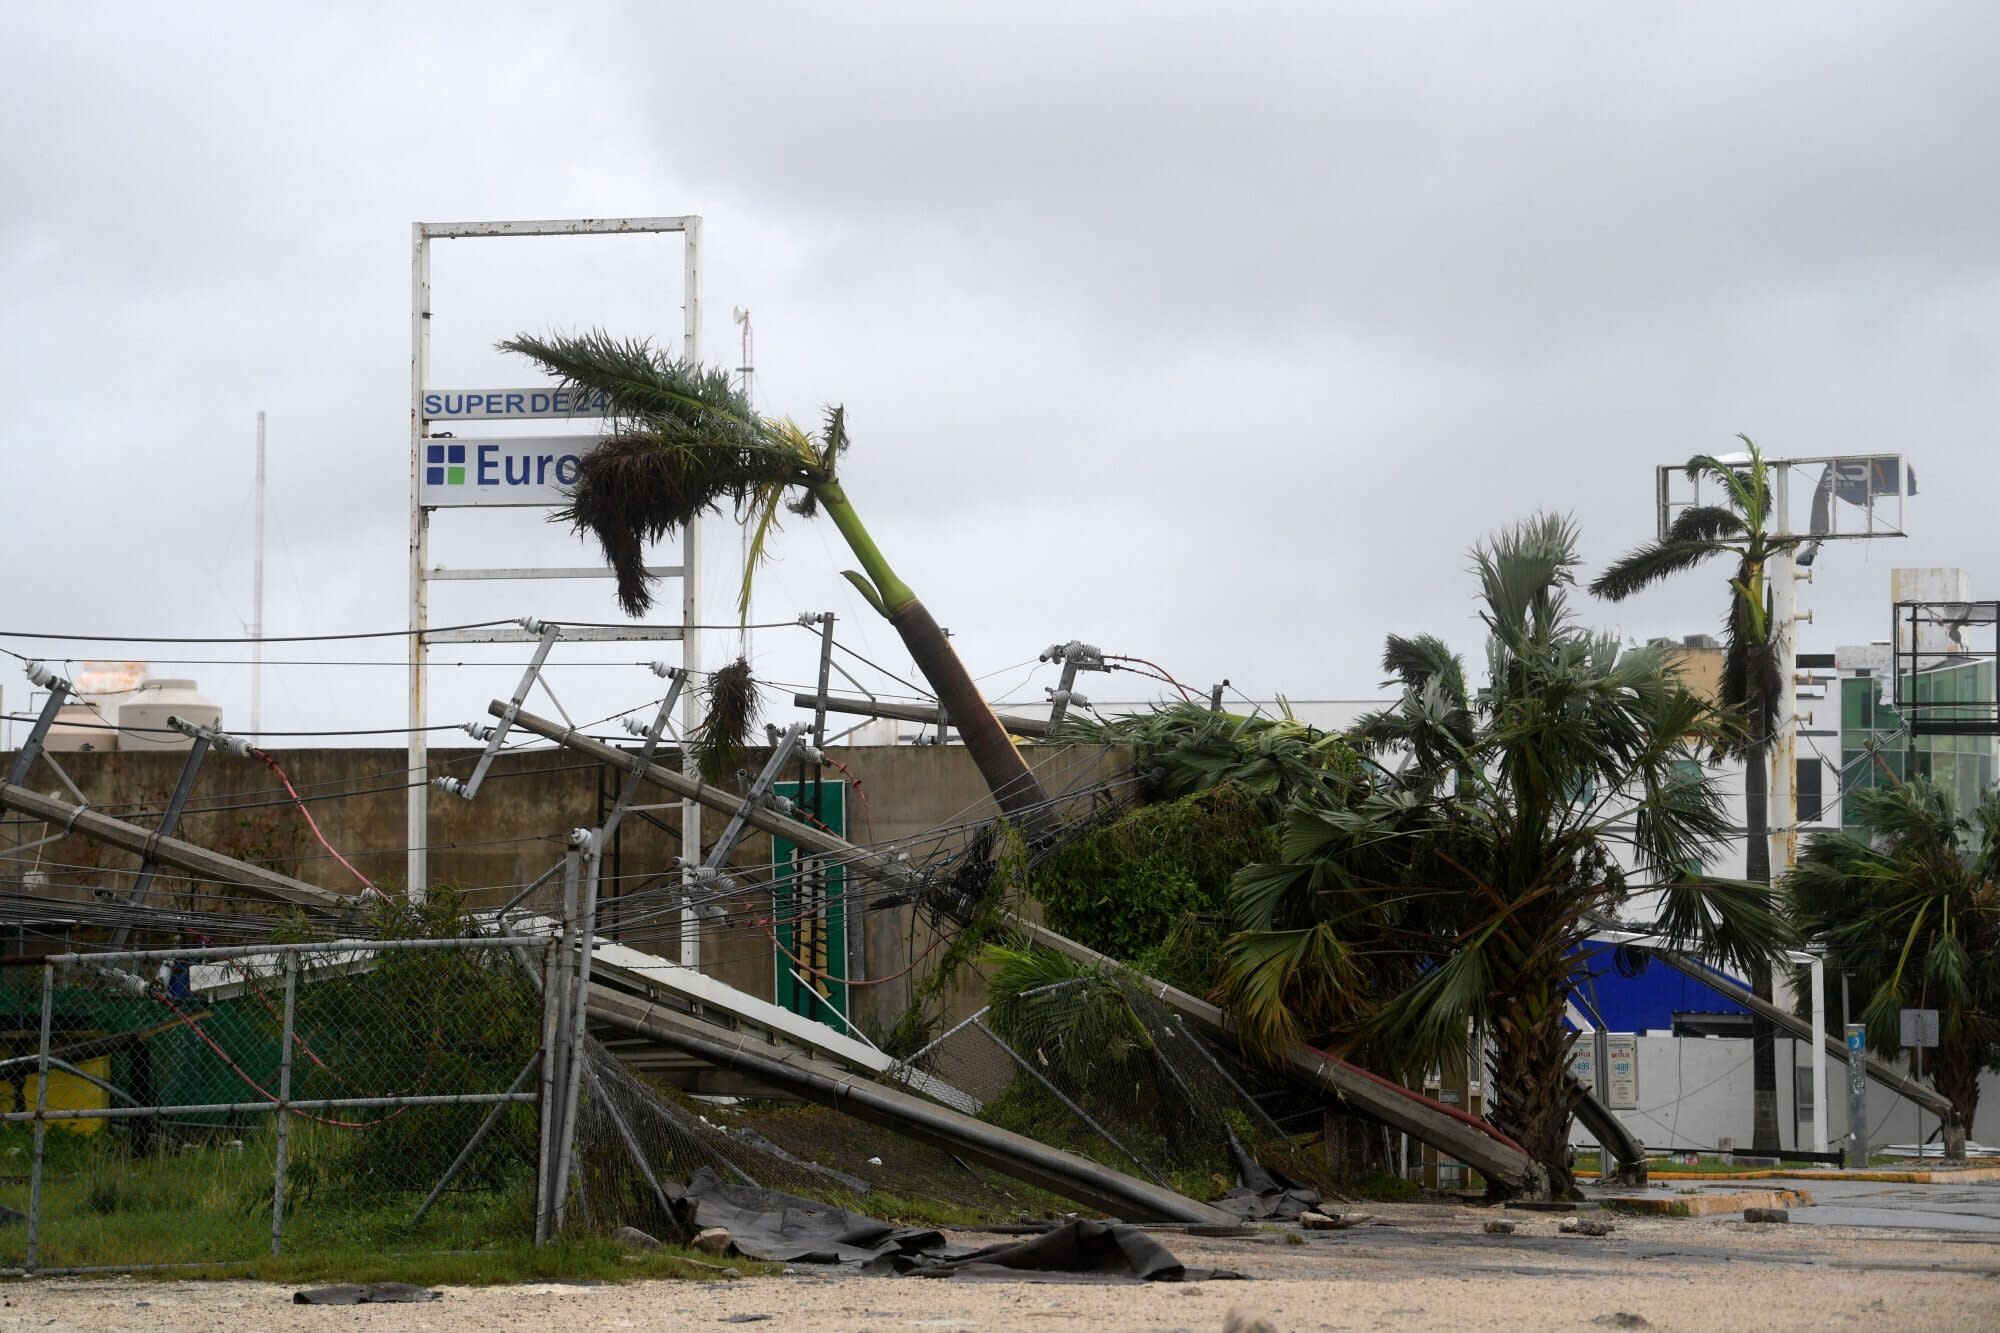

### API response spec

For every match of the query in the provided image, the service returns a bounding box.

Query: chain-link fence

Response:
[889,973,1336,1210]
[0,936,554,1273]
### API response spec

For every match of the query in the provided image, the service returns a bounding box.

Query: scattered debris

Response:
[1483,1220,1518,1234]
[867,1218,1245,1283]
[614,1225,662,1251]
[679,1259,742,1278]
[1591,1315,1651,1328]
[719,1317,772,1324]
[293,1283,440,1306]
[1560,1218,1615,1237]
[1743,1207,1790,1224]
[1299,1211,1376,1230]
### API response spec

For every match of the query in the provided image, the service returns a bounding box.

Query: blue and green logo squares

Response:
[425,443,467,486]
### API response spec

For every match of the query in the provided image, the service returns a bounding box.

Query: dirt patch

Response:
[3,1202,1995,1330]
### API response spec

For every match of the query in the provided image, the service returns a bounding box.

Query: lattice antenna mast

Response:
[734,306,755,657]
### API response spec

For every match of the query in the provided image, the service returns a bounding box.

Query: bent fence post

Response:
[413,1055,543,1227]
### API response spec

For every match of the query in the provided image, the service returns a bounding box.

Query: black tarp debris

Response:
[678,1170,1242,1283]
[682,1167,949,1265]
[292,1283,440,1305]
[864,1218,1245,1283]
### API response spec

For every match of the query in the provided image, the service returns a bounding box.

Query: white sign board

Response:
[420,436,598,507]
[1604,1033,1639,1109]
[423,387,613,421]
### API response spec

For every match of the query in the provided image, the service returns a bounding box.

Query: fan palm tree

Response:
[1787,779,2000,1159]
[1589,436,1810,1155]
[1214,515,1792,1197]
[501,331,1048,827]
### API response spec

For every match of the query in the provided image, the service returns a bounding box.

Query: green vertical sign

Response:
[772,778,847,1028]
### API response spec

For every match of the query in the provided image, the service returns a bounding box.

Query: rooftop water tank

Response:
[118,680,222,752]
[44,662,153,752]
[45,701,116,752]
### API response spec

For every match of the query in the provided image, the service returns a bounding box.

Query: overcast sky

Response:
[3,3,1996,746]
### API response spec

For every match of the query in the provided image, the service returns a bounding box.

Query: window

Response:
[1797,757,1824,824]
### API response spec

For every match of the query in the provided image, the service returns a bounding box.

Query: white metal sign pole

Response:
[680,217,703,969]
[1770,462,1798,884]
[408,223,433,902]
[405,216,702,916]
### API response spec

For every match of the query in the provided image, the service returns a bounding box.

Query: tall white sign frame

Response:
[408,216,703,931]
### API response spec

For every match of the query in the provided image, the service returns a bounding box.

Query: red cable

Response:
[151,986,409,1130]
[250,748,378,892]
[1104,654,1199,702]
[826,759,875,843]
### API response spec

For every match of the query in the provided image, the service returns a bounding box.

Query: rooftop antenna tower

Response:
[252,409,267,734]
[734,306,755,657]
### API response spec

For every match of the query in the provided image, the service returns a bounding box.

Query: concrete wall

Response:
[1568,1034,2000,1156]
[0,740,1131,1037]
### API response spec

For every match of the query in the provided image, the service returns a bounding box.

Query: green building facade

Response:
[1839,659,1999,829]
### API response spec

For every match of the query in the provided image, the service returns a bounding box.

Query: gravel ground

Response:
[3,1202,1996,1331]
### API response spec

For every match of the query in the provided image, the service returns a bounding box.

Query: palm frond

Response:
[505,331,822,615]
[1666,504,1748,544]
[1654,874,1794,977]
[692,657,761,783]
[1589,538,1733,602]
[1212,923,1355,1054]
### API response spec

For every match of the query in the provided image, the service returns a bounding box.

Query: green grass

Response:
[1352,1172,1420,1202]
[0,1124,773,1284]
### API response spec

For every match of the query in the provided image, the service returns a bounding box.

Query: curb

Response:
[1604,1187,1813,1218]
[1644,1165,2000,1185]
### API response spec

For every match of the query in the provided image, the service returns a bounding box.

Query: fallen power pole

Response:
[1634,938,1951,1119]
[500,699,1567,1190]
[0,781,345,913]
[585,984,1232,1224]
[1004,917,1549,1191]
[495,704,931,895]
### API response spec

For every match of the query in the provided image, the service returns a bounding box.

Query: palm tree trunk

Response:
[1488,982,1576,1200]
[1935,1039,1979,1161]
[890,599,1050,830]
[1742,707,1783,1156]
[817,482,1051,831]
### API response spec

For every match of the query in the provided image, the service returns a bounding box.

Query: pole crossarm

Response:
[791,692,1054,738]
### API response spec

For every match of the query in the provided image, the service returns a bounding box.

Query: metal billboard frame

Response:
[1650,451,1911,882]
[407,217,703,928]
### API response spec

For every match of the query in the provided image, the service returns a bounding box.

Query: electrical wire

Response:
[0,618,803,646]
[1103,653,1199,702]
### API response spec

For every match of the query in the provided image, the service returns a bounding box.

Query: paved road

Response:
[1780,1177,2000,1235]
